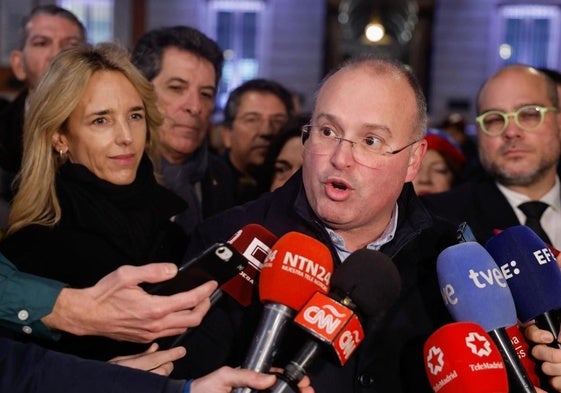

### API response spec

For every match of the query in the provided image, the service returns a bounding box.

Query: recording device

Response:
[220,224,278,306]
[233,231,334,393]
[437,242,537,393]
[165,224,277,349]
[269,249,401,393]
[143,242,247,295]
[485,225,561,349]
[456,221,477,243]
[424,321,508,393]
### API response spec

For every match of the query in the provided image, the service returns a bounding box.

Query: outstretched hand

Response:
[190,367,314,393]
[109,342,186,376]
[43,263,218,342]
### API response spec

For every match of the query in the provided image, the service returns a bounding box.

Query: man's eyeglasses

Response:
[476,105,558,136]
[301,124,420,168]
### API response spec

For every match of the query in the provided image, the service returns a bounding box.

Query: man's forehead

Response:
[479,69,548,109]
[25,14,82,39]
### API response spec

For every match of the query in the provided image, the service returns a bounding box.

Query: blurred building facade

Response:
[1,0,560,124]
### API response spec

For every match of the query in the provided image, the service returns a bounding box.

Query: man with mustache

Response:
[131,26,236,236]
[220,78,294,204]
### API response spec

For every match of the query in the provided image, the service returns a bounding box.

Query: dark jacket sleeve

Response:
[0,338,187,393]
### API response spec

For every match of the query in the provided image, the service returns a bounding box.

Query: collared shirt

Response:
[496,176,561,249]
[325,203,399,262]
[0,252,65,340]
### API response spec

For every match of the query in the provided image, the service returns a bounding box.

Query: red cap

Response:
[425,128,466,175]
[424,322,508,393]
[259,231,333,310]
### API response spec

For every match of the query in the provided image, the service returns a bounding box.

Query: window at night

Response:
[497,5,560,69]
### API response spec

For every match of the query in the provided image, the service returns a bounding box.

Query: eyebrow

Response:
[275,159,292,167]
[315,113,392,135]
[166,77,216,91]
[28,34,82,41]
[480,102,549,113]
[88,106,145,117]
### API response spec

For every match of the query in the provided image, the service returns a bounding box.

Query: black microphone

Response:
[268,249,401,393]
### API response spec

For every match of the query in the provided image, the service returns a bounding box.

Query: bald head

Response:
[477,65,558,113]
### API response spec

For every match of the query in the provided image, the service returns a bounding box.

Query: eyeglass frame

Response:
[301,124,421,158]
[475,105,559,136]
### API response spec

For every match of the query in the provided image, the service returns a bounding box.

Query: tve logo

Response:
[441,266,507,307]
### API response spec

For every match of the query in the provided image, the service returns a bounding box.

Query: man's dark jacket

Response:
[176,171,457,393]
[0,90,26,175]
[0,338,186,393]
[421,175,521,244]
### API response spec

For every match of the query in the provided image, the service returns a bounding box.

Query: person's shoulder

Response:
[0,91,26,120]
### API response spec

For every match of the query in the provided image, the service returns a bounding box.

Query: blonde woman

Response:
[0,43,188,361]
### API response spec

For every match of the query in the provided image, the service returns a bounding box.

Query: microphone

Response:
[269,249,401,393]
[167,224,277,349]
[219,224,278,306]
[234,231,334,393]
[424,321,508,392]
[437,242,538,393]
[485,225,561,348]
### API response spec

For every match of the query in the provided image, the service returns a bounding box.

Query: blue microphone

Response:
[486,225,561,348]
[437,242,536,393]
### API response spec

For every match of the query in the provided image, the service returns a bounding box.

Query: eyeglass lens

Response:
[480,106,546,135]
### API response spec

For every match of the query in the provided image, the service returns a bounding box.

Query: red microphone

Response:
[505,324,541,388]
[269,249,401,393]
[234,232,333,393]
[169,224,277,348]
[424,322,509,393]
[220,224,278,306]
[293,291,363,365]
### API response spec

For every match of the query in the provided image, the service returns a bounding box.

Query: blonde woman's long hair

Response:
[8,42,163,235]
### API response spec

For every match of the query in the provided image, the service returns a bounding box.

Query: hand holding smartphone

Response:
[143,243,248,296]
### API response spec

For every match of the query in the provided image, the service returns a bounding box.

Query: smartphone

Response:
[143,243,248,296]
[457,221,477,243]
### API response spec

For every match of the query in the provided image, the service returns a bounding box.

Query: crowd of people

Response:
[1,4,561,393]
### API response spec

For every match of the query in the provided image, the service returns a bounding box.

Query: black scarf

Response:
[56,155,187,263]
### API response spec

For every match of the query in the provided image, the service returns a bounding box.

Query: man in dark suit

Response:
[131,26,236,237]
[422,64,561,391]
[423,64,561,248]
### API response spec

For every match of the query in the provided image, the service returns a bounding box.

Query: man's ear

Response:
[405,138,427,183]
[9,50,27,82]
[220,124,233,149]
